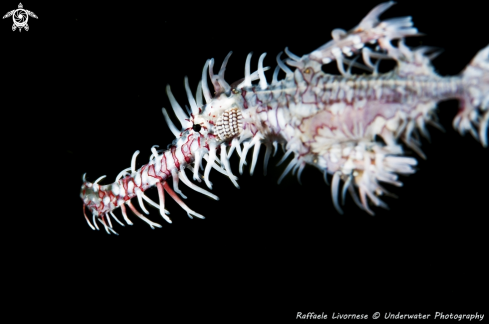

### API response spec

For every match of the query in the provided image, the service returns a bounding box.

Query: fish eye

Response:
[192,124,201,132]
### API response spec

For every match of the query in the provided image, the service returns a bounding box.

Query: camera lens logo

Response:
[3,3,38,32]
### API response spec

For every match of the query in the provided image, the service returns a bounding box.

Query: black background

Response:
[2,0,486,318]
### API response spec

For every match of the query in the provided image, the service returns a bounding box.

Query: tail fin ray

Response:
[457,44,489,146]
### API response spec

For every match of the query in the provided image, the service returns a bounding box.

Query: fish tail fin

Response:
[455,44,489,146]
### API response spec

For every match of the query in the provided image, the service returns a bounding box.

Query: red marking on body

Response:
[121,176,131,197]
[160,153,171,178]
[130,178,137,193]
[256,106,268,114]
[181,136,195,163]
[293,79,300,97]
[269,103,282,134]
[170,146,180,169]
[248,123,258,136]
[300,77,318,105]
[257,104,273,114]
[241,90,248,108]
[108,192,117,206]
[148,165,163,181]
